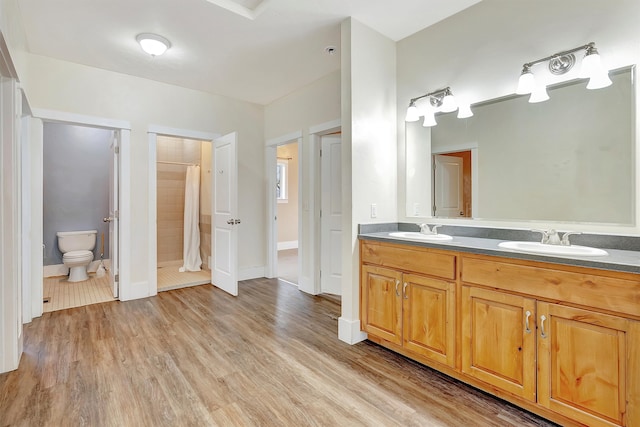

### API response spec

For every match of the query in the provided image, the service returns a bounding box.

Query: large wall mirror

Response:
[406,66,636,225]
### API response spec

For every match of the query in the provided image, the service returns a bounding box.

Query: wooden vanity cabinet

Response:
[461,286,537,402]
[461,255,640,427]
[536,303,632,427]
[360,264,403,345]
[360,241,457,368]
[360,239,640,427]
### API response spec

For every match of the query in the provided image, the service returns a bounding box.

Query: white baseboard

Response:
[277,240,298,251]
[239,266,265,281]
[44,259,111,278]
[43,264,67,277]
[338,317,367,345]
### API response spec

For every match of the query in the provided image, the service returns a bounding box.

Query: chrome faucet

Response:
[532,229,581,246]
[560,231,581,246]
[419,224,441,235]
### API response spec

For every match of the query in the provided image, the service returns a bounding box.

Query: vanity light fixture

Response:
[405,86,473,126]
[136,33,171,56]
[516,42,611,102]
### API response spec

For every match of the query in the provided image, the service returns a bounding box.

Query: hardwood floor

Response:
[277,248,298,285]
[0,279,557,426]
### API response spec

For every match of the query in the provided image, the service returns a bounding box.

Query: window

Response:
[276,160,288,202]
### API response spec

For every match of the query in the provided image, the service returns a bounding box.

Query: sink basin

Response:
[498,241,608,257]
[389,232,453,242]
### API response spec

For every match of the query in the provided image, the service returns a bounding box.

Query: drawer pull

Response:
[403,282,409,300]
[540,315,547,339]
[395,280,400,297]
[525,310,532,334]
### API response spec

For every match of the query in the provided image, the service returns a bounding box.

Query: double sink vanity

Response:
[358,224,640,427]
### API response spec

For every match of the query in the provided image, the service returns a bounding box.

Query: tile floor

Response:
[43,273,115,312]
[157,264,211,292]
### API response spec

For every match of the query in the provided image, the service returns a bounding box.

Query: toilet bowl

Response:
[57,230,97,282]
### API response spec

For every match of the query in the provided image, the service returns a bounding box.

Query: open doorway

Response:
[149,128,240,297]
[41,122,118,312]
[276,142,299,285]
[156,135,212,292]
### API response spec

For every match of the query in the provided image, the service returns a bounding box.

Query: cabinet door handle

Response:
[540,315,547,339]
[524,310,532,334]
[395,280,400,297]
[403,282,409,300]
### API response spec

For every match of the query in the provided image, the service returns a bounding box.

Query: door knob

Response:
[103,217,113,223]
[234,219,241,224]
[227,219,234,225]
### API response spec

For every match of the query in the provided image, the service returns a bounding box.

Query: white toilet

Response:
[56,230,97,282]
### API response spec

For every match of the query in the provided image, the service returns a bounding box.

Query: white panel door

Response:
[212,132,239,296]
[320,135,342,295]
[108,132,119,298]
[433,154,464,217]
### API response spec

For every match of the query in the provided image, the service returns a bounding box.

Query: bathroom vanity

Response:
[359,229,640,427]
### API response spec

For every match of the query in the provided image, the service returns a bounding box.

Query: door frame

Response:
[147,125,218,295]
[432,143,479,218]
[265,130,302,280]
[29,108,132,303]
[264,120,340,295]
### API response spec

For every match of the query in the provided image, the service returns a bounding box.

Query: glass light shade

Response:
[529,84,549,103]
[422,111,437,127]
[405,103,420,122]
[457,103,473,119]
[136,33,171,56]
[586,71,613,89]
[440,94,457,113]
[579,51,603,78]
[516,70,535,95]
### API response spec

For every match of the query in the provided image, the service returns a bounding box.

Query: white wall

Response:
[340,18,397,344]
[265,71,340,139]
[0,0,27,87]
[23,53,266,292]
[397,0,640,233]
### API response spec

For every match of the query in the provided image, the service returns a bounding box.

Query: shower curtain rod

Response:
[157,160,200,166]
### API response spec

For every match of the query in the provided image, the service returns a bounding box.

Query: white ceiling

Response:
[16,0,480,105]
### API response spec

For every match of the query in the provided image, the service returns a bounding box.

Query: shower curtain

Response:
[180,165,202,272]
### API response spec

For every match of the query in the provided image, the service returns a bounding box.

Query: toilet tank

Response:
[56,230,98,253]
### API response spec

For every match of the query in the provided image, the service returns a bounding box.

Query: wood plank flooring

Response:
[0,279,557,426]
[277,249,298,285]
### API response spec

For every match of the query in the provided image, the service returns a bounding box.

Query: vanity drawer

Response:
[361,241,456,279]
[461,255,640,317]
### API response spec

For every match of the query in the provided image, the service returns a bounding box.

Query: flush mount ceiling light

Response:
[136,33,171,56]
[405,86,473,126]
[516,42,611,103]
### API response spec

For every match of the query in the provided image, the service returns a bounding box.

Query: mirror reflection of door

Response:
[433,151,472,217]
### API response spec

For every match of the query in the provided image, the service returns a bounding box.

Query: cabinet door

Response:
[461,286,536,402]
[361,265,403,345]
[403,274,455,367]
[537,303,629,427]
